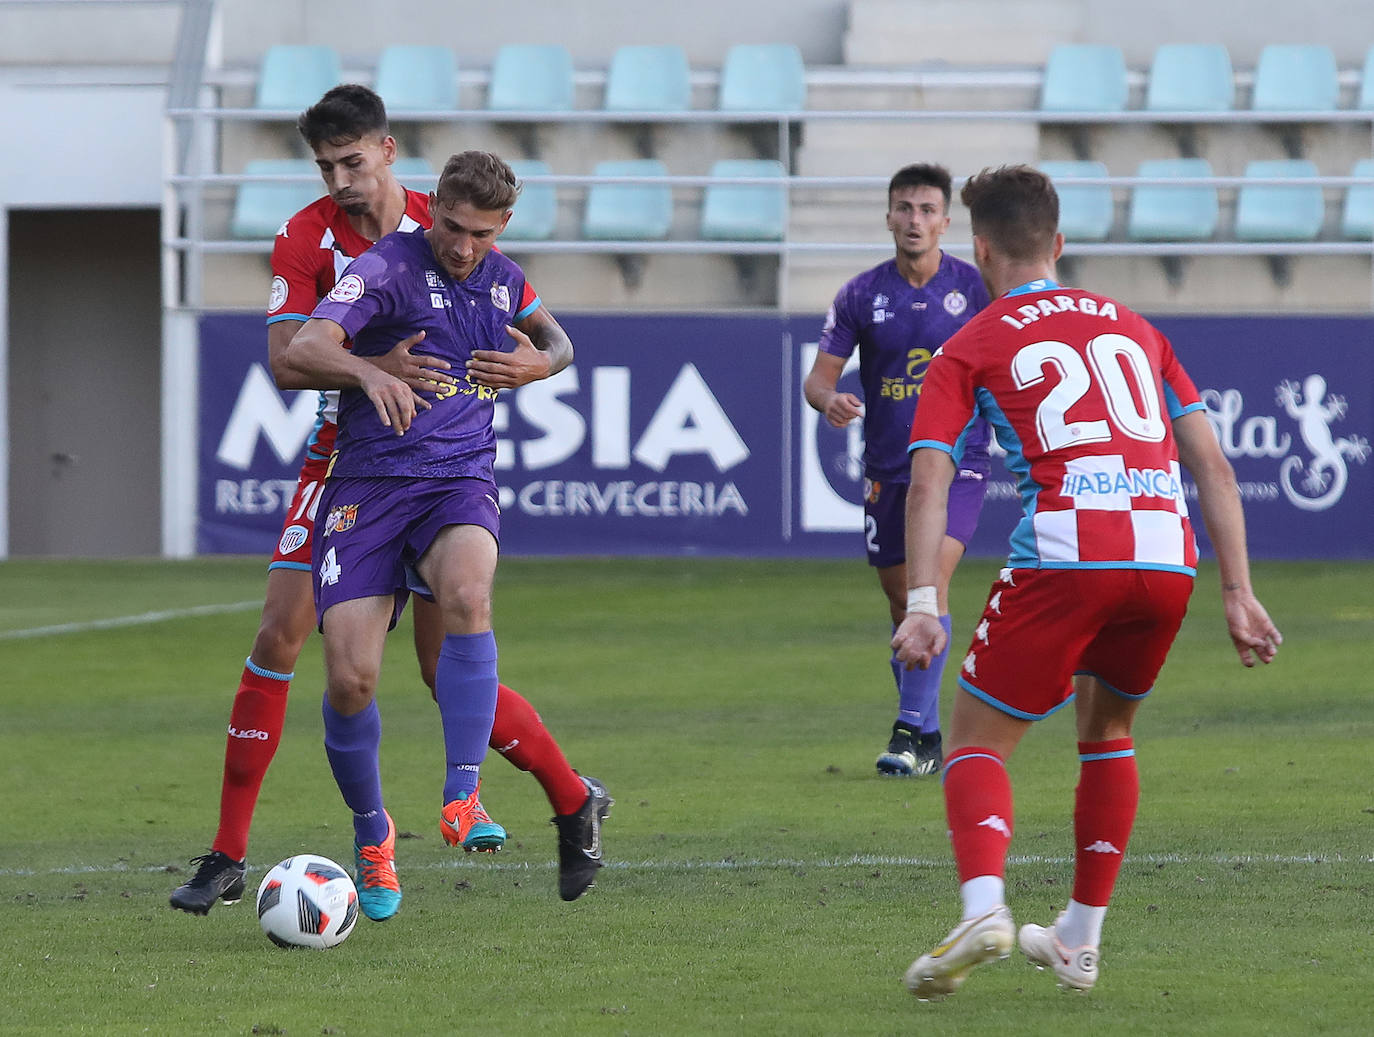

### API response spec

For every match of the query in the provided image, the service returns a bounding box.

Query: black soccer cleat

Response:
[169,850,247,915]
[913,731,944,777]
[552,775,613,902]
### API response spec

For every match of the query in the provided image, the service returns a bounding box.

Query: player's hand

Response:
[823,392,864,428]
[891,613,947,671]
[368,330,455,396]
[358,366,430,436]
[466,326,552,389]
[1222,589,1282,667]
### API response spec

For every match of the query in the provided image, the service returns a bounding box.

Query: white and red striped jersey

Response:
[909,279,1207,574]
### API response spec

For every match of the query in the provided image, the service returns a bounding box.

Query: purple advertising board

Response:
[198,313,1372,560]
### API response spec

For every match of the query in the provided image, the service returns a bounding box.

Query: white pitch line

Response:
[0,601,262,640]
[3,852,1367,879]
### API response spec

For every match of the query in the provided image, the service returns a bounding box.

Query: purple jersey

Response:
[310,227,540,480]
[818,253,991,482]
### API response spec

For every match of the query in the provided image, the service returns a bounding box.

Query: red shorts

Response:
[957,567,1194,719]
[269,450,332,570]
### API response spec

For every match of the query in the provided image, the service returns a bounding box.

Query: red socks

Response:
[212,662,289,861]
[490,684,588,816]
[1072,738,1139,907]
[942,747,1014,884]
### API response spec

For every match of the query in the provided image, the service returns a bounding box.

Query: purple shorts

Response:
[311,475,501,627]
[863,471,988,569]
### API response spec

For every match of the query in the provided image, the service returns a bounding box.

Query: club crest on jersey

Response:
[490,284,511,312]
[277,523,309,555]
[864,478,882,504]
[943,290,968,316]
[268,275,288,314]
[426,269,443,288]
[327,273,365,303]
[324,504,358,535]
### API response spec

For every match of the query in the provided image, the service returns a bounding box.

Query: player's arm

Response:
[803,351,864,428]
[272,316,454,395]
[1173,409,1282,667]
[891,447,956,670]
[282,317,429,435]
[467,303,574,389]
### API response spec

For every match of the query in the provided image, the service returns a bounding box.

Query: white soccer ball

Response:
[256,853,359,949]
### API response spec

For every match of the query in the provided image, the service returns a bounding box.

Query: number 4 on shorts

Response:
[319,546,342,587]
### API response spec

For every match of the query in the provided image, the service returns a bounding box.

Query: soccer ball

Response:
[256,853,359,949]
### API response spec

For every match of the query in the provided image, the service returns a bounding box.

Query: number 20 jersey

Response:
[909,283,1207,574]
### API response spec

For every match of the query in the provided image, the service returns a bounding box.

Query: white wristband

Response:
[906,585,938,617]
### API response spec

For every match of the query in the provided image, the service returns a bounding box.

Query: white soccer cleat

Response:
[903,905,1015,1001]
[1018,915,1099,991]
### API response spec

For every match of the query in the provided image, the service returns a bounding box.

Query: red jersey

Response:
[910,280,1206,574]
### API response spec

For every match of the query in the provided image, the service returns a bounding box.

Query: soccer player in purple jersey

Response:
[804,163,991,778]
[278,151,573,922]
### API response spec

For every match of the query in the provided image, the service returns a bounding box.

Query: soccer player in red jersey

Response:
[171,86,610,914]
[891,165,1281,998]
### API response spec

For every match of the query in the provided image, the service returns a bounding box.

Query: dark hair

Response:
[296,84,389,149]
[888,163,952,210]
[434,151,520,211]
[959,165,1059,261]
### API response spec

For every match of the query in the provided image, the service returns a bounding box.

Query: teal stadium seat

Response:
[231,159,321,239]
[700,159,787,240]
[1039,160,1114,241]
[391,156,435,191]
[488,44,574,111]
[1235,159,1325,241]
[718,43,806,111]
[1340,158,1374,240]
[1040,44,1128,112]
[1359,46,1374,110]
[1251,44,1338,111]
[255,45,342,111]
[1126,158,1219,240]
[1145,43,1235,111]
[583,160,672,239]
[374,45,457,112]
[503,160,558,241]
[604,45,691,111]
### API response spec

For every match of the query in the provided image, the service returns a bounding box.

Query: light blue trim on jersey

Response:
[909,438,955,456]
[973,386,1046,563]
[1166,386,1205,420]
[267,559,312,573]
[513,294,541,323]
[1003,278,1061,298]
[1079,748,1136,762]
[266,312,313,325]
[940,750,1005,783]
[244,656,294,681]
[1042,559,1197,576]
[958,675,1076,720]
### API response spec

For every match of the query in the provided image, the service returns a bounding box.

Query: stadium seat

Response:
[718,43,807,111]
[231,159,321,239]
[700,159,787,240]
[1040,44,1128,112]
[1235,159,1325,241]
[503,159,558,241]
[604,45,691,112]
[1039,160,1114,242]
[374,45,457,112]
[1251,44,1339,111]
[391,156,436,191]
[254,45,342,111]
[488,44,574,111]
[1359,46,1374,110]
[1144,44,1235,111]
[583,159,672,239]
[1339,158,1374,240]
[1126,158,1219,241]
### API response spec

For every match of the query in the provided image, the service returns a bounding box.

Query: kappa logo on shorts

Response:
[277,523,309,555]
[962,651,978,677]
[323,504,358,535]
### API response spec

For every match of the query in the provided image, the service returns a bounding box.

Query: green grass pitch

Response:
[1,556,1370,1035]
